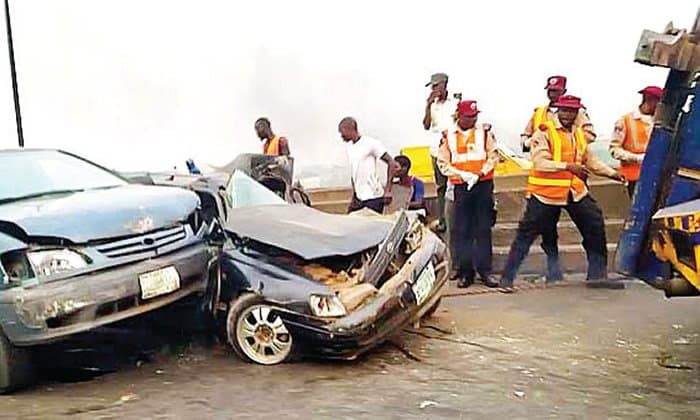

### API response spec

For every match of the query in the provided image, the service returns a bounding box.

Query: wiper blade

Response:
[0,189,84,205]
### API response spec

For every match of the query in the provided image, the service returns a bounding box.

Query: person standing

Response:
[609,86,663,198]
[499,95,626,291]
[438,100,499,288]
[521,75,597,152]
[255,117,291,156]
[423,73,459,233]
[518,75,597,282]
[339,117,399,214]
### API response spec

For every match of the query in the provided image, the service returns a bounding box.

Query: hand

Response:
[566,163,590,181]
[633,153,645,164]
[457,171,479,190]
[426,90,439,105]
[610,171,626,184]
[383,188,393,205]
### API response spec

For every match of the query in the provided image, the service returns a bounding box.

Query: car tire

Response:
[226,293,294,365]
[0,331,35,394]
[422,297,442,319]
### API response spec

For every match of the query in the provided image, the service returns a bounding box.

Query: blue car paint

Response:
[0,185,198,243]
[615,73,700,285]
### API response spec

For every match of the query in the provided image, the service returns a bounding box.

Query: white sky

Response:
[0,0,696,176]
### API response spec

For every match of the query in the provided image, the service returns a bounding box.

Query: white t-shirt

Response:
[429,97,459,156]
[346,136,388,201]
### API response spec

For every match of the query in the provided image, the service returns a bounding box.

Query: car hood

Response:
[0,185,199,243]
[225,204,393,260]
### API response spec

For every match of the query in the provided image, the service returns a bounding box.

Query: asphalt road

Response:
[1,282,698,419]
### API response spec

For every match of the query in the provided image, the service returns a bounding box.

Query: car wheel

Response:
[226,294,294,365]
[0,331,35,393]
[422,297,442,319]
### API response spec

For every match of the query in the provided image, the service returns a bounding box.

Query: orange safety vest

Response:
[263,136,280,156]
[527,122,587,201]
[619,113,651,181]
[443,125,494,184]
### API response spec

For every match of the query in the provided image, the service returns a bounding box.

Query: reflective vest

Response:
[527,122,587,200]
[619,113,652,181]
[443,125,494,184]
[263,136,280,156]
[532,106,550,130]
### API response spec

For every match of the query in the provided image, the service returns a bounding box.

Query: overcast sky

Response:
[0,1,695,176]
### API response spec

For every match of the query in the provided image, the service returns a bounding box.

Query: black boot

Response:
[457,277,474,289]
[479,274,499,288]
[586,279,625,289]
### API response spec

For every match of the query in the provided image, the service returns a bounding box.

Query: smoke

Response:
[0,0,693,186]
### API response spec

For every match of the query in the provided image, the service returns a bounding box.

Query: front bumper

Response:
[0,243,211,346]
[281,231,448,360]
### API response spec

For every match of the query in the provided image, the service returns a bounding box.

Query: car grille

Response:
[95,225,187,258]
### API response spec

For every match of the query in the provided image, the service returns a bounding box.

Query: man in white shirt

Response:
[423,73,459,233]
[339,117,399,213]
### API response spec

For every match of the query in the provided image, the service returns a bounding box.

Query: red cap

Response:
[545,75,567,91]
[639,86,663,99]
[552,94,584,109]
[457,100,479,117]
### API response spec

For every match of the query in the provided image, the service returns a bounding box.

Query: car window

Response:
[0,151,127,201]
[225,170,286,211]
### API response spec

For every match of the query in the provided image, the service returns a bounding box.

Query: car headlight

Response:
[26,249,89,277]
[309,294,347,317]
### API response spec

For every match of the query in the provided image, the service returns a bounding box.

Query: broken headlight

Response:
[309,294,347,317]
[26,249,89,277]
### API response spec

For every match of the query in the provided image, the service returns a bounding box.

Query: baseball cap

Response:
[425,72,449,87]
[545,75,567,91]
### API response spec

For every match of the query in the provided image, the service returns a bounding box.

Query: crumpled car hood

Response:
[225,204,393,259]
[0,185,199,243]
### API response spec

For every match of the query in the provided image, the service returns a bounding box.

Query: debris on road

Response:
[419,400,438,409]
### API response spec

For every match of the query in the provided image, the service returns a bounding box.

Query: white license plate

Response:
[412,262,436,306]
[139,266,181,300]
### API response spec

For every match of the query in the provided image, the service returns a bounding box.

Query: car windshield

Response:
[0,150,127,202]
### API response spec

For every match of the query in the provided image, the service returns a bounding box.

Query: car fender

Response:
[217,248,331,311]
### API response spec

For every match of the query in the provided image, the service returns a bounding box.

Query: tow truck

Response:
[615,7,700,297]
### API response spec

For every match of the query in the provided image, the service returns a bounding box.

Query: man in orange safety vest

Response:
[609,86,663,198]
[500,95,626,291]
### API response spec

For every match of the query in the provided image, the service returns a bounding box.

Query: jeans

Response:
[500,194,608,285]
[540,211,564,282]
[431,156,447,227]
[451,180,494,280]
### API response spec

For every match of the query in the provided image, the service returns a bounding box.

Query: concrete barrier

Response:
[309,174,630,275]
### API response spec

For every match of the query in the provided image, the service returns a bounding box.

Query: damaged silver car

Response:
[0,149,212,392]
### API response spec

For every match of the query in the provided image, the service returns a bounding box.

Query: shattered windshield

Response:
[224,170,287,209]
[0,150,127,203]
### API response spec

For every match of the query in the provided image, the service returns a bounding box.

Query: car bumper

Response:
[1,243,211,346]
[281,232,448,360]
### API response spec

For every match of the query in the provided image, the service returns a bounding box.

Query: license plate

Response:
[412,262,436,306]
[139,266,181,300]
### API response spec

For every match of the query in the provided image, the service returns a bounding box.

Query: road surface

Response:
[1,282,698,419]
